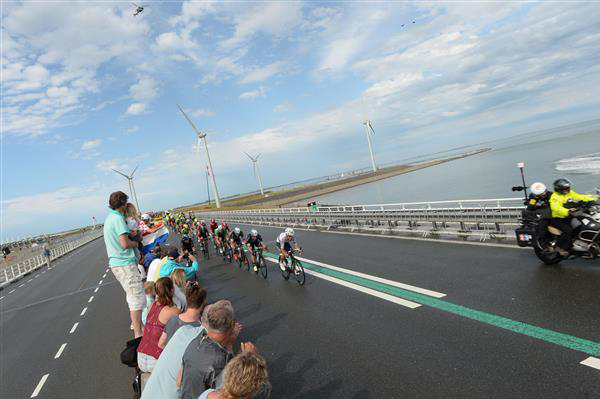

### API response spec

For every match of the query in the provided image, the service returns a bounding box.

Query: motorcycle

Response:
[516,201,600,264]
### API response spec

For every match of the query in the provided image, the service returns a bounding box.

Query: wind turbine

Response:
[177,104,222,208]
[112,166,141,212]
[362,119,378,172]
[244,152,265,196]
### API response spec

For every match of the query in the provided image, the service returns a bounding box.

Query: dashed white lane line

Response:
[69,322,79,334]
[35,275,39,278]
[80,307,87,316]
[31,373,49,398]
[102,273,107,278]
[105,268,109,273]
[18,284,24,288]
[266,258,421,309]
[27,279,33,283]
[54,343,67,359]
[42,271,46,274]
[0,296,4,300]
[9,289,15,294]
[98,280,103,285]
[581,357,600,370]
[88,296,94,303]
[94,287,99,293]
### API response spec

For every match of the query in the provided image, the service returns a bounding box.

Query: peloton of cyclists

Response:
[245,229,266,273]
[276,227,301,273]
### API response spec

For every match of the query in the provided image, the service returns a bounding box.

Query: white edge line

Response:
[581,356,600,370]
[265,258,420,309]
[69,322,79,334]
[80,307,87,316]
[295,255,446,298]
[94,287,99,293]
[54,343,67,359]
[88,296,94,303]
[31,373,49,398]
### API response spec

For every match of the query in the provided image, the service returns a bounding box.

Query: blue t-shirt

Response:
[103,209,137,267]
[141,325,205,399]
[160,259,199,281]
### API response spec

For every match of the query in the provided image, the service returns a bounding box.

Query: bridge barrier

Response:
[195,198,525,242]
[0,230,104,288]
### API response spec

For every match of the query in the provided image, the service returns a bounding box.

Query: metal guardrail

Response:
[0,230,104,287]
[196,198,526,242]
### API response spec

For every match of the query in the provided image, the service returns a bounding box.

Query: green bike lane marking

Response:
[264,252,600,356]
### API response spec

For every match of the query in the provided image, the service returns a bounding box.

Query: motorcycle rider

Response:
[526,182,552,244]
[549,178,597,256]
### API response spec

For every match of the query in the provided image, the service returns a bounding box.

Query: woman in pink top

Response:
[137,277,181,373]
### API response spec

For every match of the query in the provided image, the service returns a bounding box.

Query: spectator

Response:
[125,203,144,263]
[147,247,169,283]
[160,247,199,281]
[178,300,251,399]
[170,269,188,311]
[137,277,181,373]
[144,245,162,273]
[103,191,145,338]
[158,282,206,349]
[142,281,155,326]
[199,351,271,399]
[42,244,52,270]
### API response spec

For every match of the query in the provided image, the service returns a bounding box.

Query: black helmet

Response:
[553,178,571,194]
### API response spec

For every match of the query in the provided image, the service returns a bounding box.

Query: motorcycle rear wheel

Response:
[533,245,563,265]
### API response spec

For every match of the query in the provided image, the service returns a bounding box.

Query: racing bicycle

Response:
[280,248,305,286]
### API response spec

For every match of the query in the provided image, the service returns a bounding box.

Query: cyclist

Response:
[214,224,229,255]
[181,233,195,255]
[197,220,210,252]
[209,219,218,234]
[245,229,266,272]
[276,227,300,272]
[229,227,245,261]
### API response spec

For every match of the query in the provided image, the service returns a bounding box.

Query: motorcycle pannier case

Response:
[515,227,535,247]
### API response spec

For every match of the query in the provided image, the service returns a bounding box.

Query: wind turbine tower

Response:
[244,152,265,196]
[112,166,141,212]
[177,104,222,208]
[363,119,378,172]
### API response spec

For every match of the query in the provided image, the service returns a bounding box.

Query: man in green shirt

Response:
[103,191,146,338]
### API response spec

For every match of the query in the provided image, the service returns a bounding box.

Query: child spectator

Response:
[170,269,188,311]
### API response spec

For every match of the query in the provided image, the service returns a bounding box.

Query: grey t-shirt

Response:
[163,315,200,346]
[179,331,232,399]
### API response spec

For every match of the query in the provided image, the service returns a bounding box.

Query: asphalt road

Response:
[1,227,599,398]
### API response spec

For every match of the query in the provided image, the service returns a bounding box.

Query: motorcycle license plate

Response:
[519,233,532,242]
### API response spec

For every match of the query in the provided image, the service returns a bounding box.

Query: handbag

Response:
[120,336,142,368]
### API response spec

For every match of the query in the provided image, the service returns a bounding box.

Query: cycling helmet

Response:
[285,227,295,236]
[251,229,258,237]
[530,182,547,196]
[217,224,223,231]
[182,234,190,240]
[234,227,241,234]
[553,178,571,195]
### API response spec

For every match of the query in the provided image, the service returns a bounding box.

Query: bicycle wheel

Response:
[292,258,305,286]
[259,256,268,279]
[280,258,290,280]
[242,251,250,271]
[226,247,233,263]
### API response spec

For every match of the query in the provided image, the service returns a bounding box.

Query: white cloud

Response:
[127,103,146,115]
[125,126,140,134]
[96,159,129,172]
[81,139,101,150]
[240,61,286,84]
[189,108,215,118]
[274,102,292,113]
[129,77,157,102]
[239,86,266,100]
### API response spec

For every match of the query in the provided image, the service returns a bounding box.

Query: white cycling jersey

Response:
[276,232,295,249]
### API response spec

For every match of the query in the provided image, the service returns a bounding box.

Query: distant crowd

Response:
[104,191,271,399]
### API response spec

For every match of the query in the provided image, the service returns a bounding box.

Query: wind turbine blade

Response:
[131,165,139,178]
[256,153,261,160]
[368,122,375,135]
[177,104,202,134]
[243,151,254,161]
[112,169,129,179]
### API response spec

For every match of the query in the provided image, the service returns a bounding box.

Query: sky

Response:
[2,1,600,239]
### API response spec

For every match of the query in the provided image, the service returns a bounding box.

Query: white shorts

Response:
[111,265,146,311]
[137,352,158,373]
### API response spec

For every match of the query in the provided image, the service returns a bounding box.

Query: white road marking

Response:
[295,255,446,298]
[266,258,420,309]
[18,284,24,288]
[581,357,600,370]
[42,271,46,274]
[31,374,49,398]
[80,307,87,316]
[27,279,33,283]
[9,289,15,294]
[105,268,109,273]
[98,280,103,285]
[88,296,94,303]
[35,275,39,278]
[54,343,67,359]
[0,296,4,300]
[69,322,79,334]
[94,287,99,293]
[102,273,106,278]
